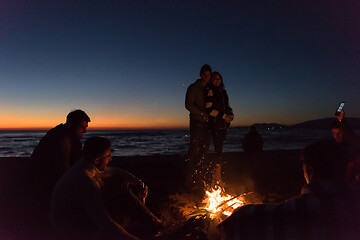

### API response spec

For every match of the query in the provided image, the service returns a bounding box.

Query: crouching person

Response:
[50,137,161,240]
[218,140,360,240]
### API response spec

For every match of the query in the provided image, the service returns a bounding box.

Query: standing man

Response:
[185,64,212,192]
[28,109,90,216]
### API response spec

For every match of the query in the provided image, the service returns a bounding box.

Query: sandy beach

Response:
[0,149,305,239]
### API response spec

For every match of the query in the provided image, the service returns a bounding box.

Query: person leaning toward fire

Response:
[185,64,212,191]
[205,71,234,187]
[26,109,90,218]
[332,109,360,183]
[50,137,161,240]
[218,139,360,240]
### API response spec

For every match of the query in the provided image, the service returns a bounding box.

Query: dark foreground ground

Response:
[0,150,305,239]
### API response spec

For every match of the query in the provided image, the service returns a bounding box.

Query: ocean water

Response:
[0,127,337,157]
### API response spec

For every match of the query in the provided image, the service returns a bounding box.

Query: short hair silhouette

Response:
[200,64,212,76]
[83,137,111,162]
[66,109,91,125]
[301,139,346,181]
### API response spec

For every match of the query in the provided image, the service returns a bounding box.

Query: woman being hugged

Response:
[205,71,234,186]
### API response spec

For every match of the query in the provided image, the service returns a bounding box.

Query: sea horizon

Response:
[0,127,342,158]
[2,116,360,131]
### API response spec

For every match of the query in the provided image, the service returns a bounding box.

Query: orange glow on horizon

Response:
[1,110,290,130]
[0,123,189,130]
[0,116,188,130]
[0,117,271,130]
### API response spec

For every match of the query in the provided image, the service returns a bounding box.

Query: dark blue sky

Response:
[1,0,359,129]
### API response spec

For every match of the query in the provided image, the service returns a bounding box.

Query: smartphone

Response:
[335,102,345,116]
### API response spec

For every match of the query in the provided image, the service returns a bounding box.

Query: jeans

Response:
[187,119,211,188]
[211,128,227,165]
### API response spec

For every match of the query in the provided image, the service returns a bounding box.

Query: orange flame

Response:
[202,186,246,219]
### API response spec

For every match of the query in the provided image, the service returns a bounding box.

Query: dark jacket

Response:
[340,118,360,150]
[334,118,360,164]
[50,158,139,240]
[219,181,360,240]
[205,85,233,129]
[185,79,209,123]
[29,124,82,193]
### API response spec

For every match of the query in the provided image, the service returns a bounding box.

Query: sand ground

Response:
[0,149,305,239]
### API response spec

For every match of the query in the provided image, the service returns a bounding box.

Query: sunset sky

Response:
[1,0,359,129]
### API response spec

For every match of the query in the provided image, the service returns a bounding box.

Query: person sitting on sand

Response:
[331,109,360,162]
[218,139,360,240]
[27,109,90,214]
[331,109,360,183]
[50,137,161,240]
[242,125,263,153]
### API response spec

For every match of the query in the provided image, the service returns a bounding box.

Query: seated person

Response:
[218,140,360,240]
[331,109,360,183]
[50,137,161,240]
[347,158,360,184]
[242,125,263,153]
[331,110,360,160]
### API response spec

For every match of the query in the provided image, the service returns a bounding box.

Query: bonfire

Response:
[158,185,250,239]
[202,185,246,219]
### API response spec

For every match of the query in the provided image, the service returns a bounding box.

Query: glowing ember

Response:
[202,185,246,219]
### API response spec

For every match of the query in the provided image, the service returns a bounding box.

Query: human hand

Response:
[138,180,148,199]
[336,109,345,122]
[225,115,234,123]
[201,112,209,122]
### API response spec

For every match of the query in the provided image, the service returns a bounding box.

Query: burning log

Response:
[158,185,251,239]
[202,185,248,220]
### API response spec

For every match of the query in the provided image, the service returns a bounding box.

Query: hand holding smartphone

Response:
[335,102,345,116]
